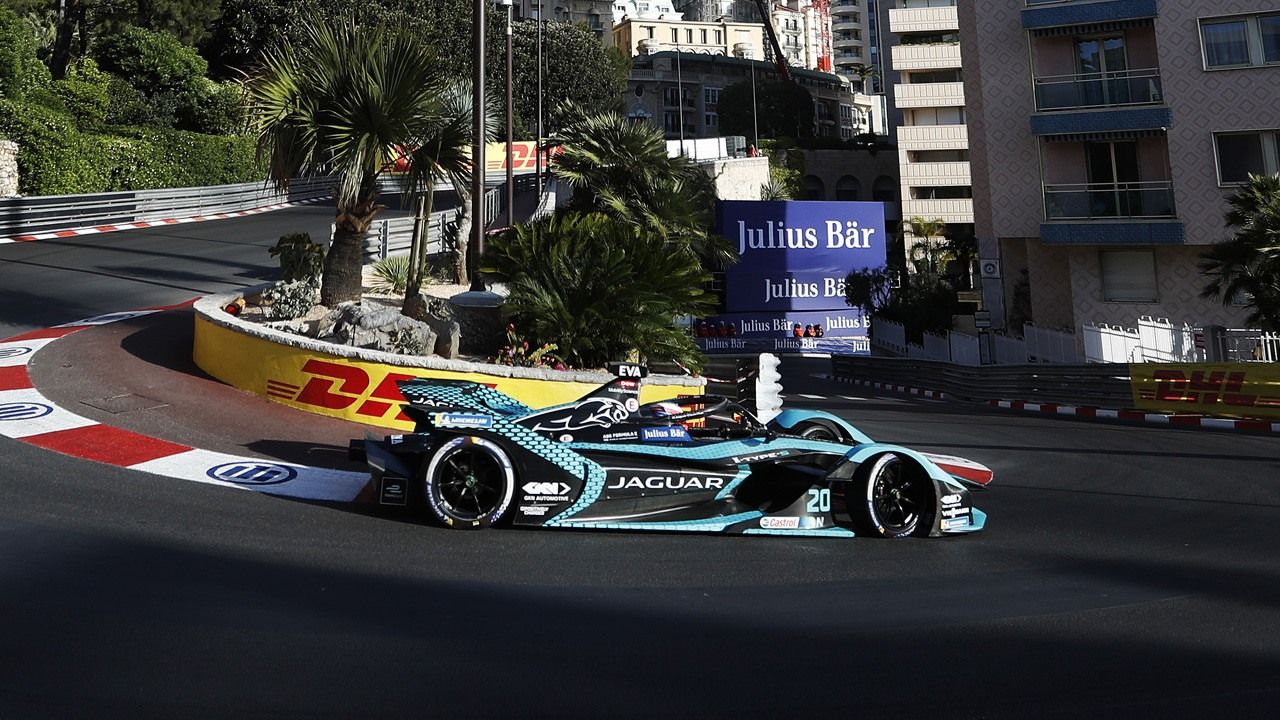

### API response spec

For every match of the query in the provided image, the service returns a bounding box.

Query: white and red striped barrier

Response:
[0,308,368,501]
[988,399,1280,434]
[0,197,329,245]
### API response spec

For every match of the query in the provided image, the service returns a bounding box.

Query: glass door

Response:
[1085,141,1139,217]
[1076,36,1129,106]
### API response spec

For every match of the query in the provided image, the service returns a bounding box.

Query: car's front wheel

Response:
[855,454,931,538]
[422,436,516,529]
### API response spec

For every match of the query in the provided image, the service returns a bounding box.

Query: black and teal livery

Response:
[350,364,992,538]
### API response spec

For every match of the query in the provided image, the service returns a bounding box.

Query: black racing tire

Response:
[794,421,842,442]
[855,453,932,539]
[421,436,516,529]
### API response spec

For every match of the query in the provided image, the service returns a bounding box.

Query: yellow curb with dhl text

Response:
[193,292,705,432]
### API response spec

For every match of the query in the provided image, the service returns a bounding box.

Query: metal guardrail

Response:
[832,355,1133,406]
[362,176,543,263]
[0,177,334,238]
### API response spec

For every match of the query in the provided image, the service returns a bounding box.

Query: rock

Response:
[264,319,310,336]
[403,293,462,358]
[320,302,437,356]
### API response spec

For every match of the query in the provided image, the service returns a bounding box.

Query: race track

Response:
[2,209,1279,718]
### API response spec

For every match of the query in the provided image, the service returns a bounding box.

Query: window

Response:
[663,87,681,106]
[700,29,707,44]
[1100,250,1158,303]
[1201,13,1280,68]
[705,113,718,127]
[646,26,654,39]
[671,28,678,42]
[686,29,693,44]
[715,30,722,44]
[1214,130,1280,184]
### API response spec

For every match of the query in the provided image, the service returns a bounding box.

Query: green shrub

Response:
[369,254,410,295]
[178,80,246,135]
[0,98,263,194]
[0,6,50,100]
[48,78,109,130]
[482,212,715,369]
[94,26,208,95]
[270,233,326,284]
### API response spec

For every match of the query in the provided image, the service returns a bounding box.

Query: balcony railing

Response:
[1033,68,1163,111]
[1043,180,1175,220]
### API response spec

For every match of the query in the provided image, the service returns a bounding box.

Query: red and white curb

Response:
[0,308,367,501]
[830,375,948,401]
[0,197,329,245]
[988,399,1280,434]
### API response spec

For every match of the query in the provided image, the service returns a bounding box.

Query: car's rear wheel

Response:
[794,421,841,441]
[422,436,516,529]
[856,454,931,538]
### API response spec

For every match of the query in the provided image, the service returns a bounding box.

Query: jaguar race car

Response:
[349,364,991,538]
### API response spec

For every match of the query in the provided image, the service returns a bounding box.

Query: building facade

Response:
[612,17,766,57]
[881,0,974,246]
[959,0,1277,333]
[517,0,615,34]
[832,0,875,88]
[625,51,871,142]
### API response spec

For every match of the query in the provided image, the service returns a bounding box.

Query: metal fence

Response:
[359,175,545,263]
[832,355,1133,407]
[0,177,334,238]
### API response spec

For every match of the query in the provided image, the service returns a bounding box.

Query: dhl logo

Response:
[1138,369,1280,409]
[388,142,561,174]
[267,359,496,423]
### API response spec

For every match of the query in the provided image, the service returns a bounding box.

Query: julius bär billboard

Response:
[696,200,886,355]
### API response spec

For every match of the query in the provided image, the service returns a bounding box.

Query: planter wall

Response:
[193,291,705,432]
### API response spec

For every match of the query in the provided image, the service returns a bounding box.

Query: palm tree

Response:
[905,216,948,276]
[245,15,447,306]
[553,107,734,265]
[1200,173,1280,330]
[399,80,498,312]
[850,63,878,94]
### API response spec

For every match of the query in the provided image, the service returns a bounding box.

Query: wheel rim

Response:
[870,457,922,533]
[436,446,507,521]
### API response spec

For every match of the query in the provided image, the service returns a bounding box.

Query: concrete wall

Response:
[0,140,17,197]
[702,156,770,200]
[801,148,900,219]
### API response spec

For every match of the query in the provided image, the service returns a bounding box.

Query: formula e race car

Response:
[349,364,991,538]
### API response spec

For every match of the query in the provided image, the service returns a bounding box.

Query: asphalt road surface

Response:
[3,211,1280,718]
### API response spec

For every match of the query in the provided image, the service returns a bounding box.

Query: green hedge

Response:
[0,98,262,195]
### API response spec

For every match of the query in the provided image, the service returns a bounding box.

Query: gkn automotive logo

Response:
[522,481,572,502]
[206,462,299,486]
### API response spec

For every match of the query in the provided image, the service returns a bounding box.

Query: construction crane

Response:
[811,0,833,72]
[751,0,794,82]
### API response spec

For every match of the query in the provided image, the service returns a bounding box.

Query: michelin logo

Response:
[436,413,493,428]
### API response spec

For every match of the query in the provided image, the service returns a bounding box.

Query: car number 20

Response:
[806,488,831,513]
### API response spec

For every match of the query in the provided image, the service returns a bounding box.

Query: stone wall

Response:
[700,157,769,201]
[0,139,17,197]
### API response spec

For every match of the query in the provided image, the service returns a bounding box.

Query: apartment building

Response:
[611,0,684,22]
[516,1,615,27]
[625,51,870,141]
[832,0,875,88]
[959,0,1278,333]
[612,17,766,57]
[880,0,974,247]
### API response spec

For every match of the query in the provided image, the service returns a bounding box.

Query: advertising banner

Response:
[1130,362,1280,420]
[700,200,886,355]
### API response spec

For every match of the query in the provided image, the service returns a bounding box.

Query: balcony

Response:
[901,198,974,224]
[891,43,962,71]
[1043,181,1175,221]
[1034,68,1162,111]
[1022,0,1157,31]
[1030,105,1172,137]
[901,161,972,185]
[895,81,966,108]
[888,5,958,34]
[897,124,969,150]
